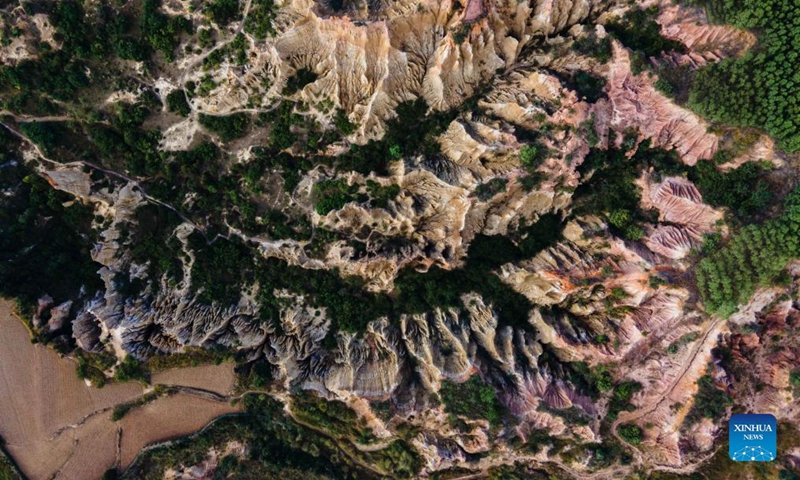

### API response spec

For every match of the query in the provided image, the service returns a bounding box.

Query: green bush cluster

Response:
[205,0,241,26]
[666,332,699,354]
[617,424,643,445]
[126,204,184,294]
[75,351,117,388]
[572,140,665,238]
[606,381,642,421]
[439,376,505,426]
[199,113,250,141]
[685,374,733,424]
[283,68,318,95]
[291,391,375,442]
[335,98,458,175]
[189,233,253,305]
[111,385,172,421]
[687,0,800,152]
[166,90,191,117]
[555,70,607,103]
[365,180,400,209]
[473,177,508,201]
[606,6,687,58]
[572,31,612,63]
[18,121,71,154]
[689,160,772,219]
[141,0,192,61]
[245,0,278,39]
[115,355,148,383]
[313,179,359,215]
[0,446,23,480]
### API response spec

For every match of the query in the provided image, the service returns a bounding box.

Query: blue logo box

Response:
[729,413,777,462]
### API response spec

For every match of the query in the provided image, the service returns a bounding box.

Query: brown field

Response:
[152,362,236,395]
[0,300,241,480]
[0,301,143,455]
[119,394,240,467]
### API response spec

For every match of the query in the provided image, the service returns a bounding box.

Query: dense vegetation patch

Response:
[573,139,670,240]
[199,113,250,142]
[666,332,699,354]
[0,445,23,480]
[313,178,359,215]
[696,186,800,315]
[687,0,800,152]
[606,6,686,57]
[472,177,508,201]
[0,132,102,316]
[617,423,643,445]
[606,6,686,58]
[189,233,253,305]
[166,90,191,117]
[283,68,318,95]
[606,381,643,421]
[124,393,421,479]
[684,373,733,425]
[335,98,459,175]
[245,0,278,39]
[439,376,505,426]
[111,385,172,421]
[291,391,376,442]
[555,70,607,103]
[205,0,242,26]
[124,204,184,295]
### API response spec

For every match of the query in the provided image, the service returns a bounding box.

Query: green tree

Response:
[618,424,643,445]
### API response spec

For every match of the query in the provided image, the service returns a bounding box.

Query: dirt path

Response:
[610,316,725,471]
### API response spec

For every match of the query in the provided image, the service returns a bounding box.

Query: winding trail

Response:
[610,316,725,472]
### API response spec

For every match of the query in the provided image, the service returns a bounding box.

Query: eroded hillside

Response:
[1,0,799,478]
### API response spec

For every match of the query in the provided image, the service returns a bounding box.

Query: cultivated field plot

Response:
[119,394,240,467]
[152,362,236,395]
[0,301,241,480]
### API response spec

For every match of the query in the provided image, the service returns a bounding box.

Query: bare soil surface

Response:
[119,394,240,467]
[152,363,236,396]
[0,300,241,480]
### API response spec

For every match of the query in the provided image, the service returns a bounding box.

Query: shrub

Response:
[520,145,538,167]
[685,374,733,424]
[313,179,358,215]
[206,0,241,26]
[244,0,277,39]
[166,90,191,116]
[439,376,504,426]
[199,113,250,141]
[115,356,147,383]
[606,6,687,58]
[473,178,508,201]
[618,424,643,445]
